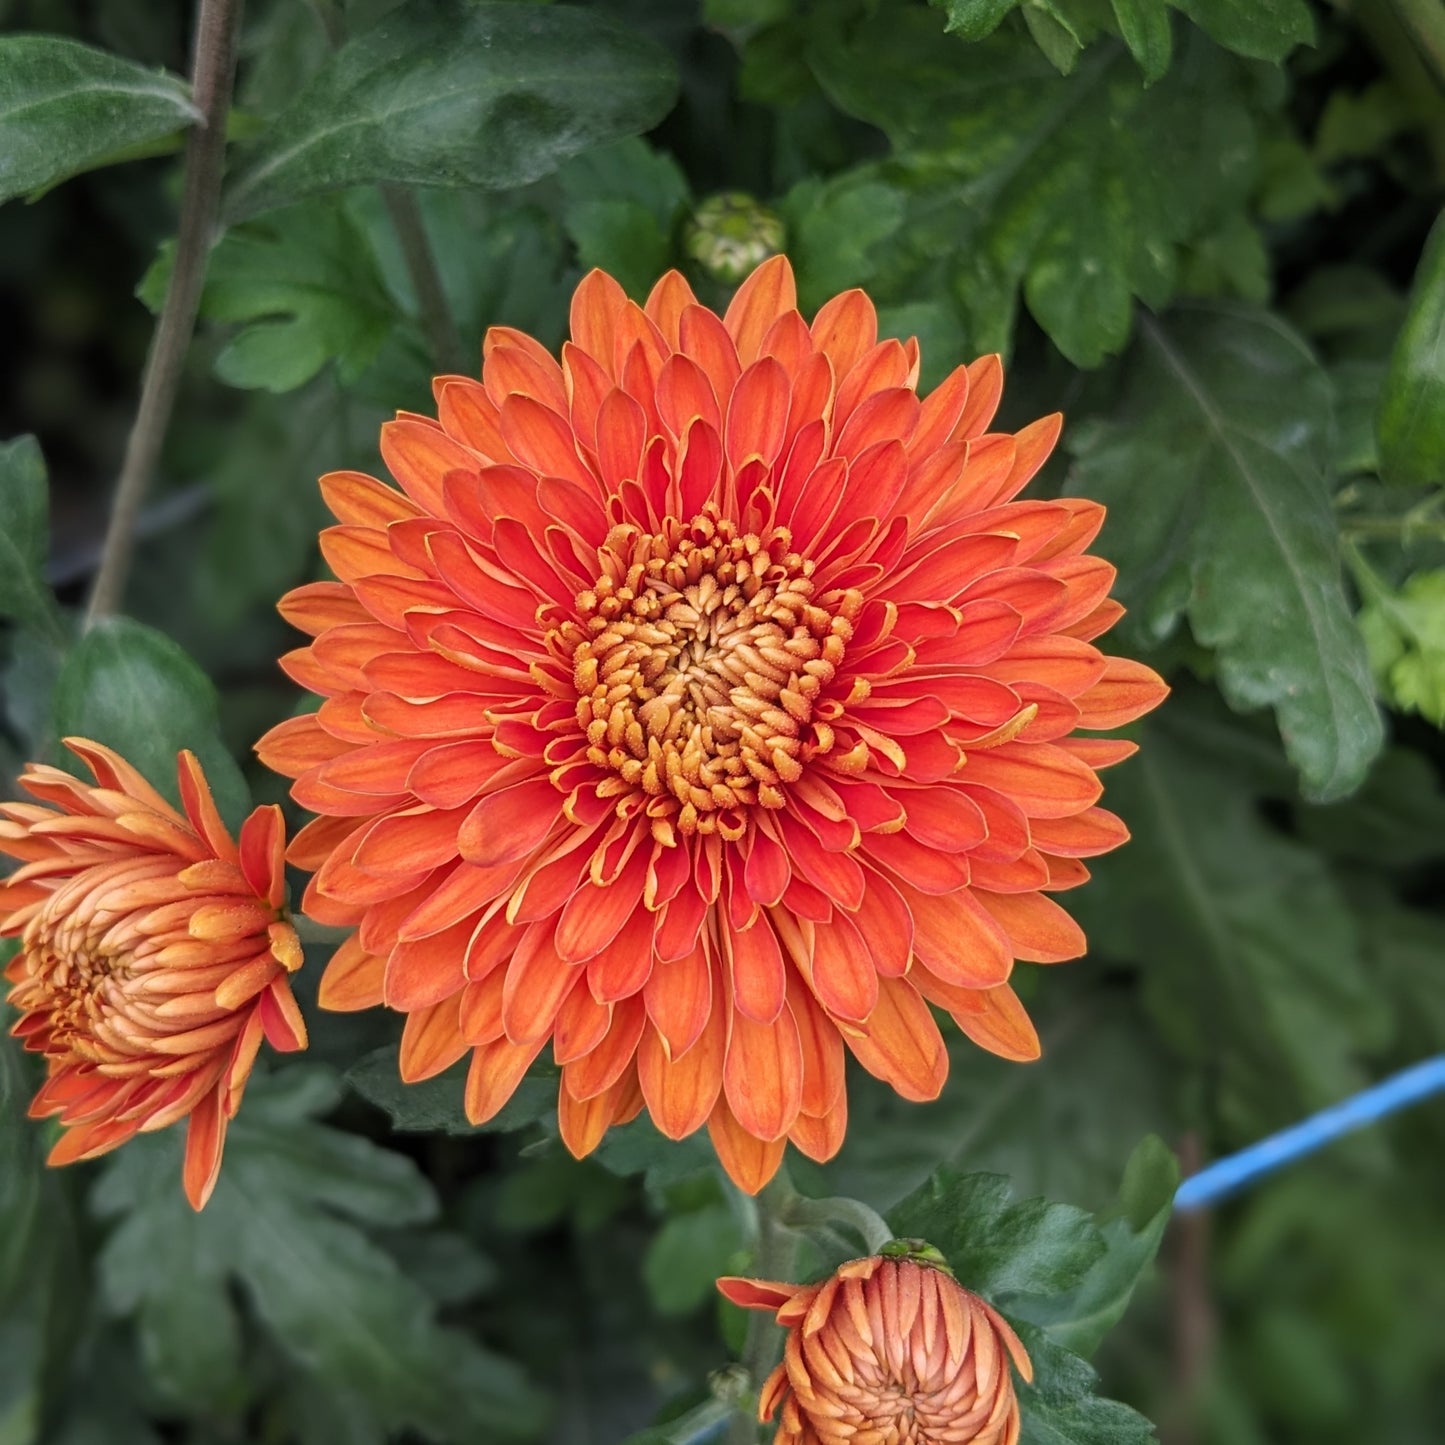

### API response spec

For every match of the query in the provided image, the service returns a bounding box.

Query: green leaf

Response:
[1018,1137,1178,1357]
[888,1172,1106,1309]
[1174,0,1314,60]
[0,36,197,205]
[829,1000,1175,1215]
[931,0,1019,39]
[51,616,250,827]
[1021,2,1089,75]
[781,170,907,314]
[1069,304,1383,800]
[1109,0,1172,82]
[643,1205,745,1316]
[1078,718,1389,1137]
[930,0,1311,68]
[1296,744,1445,867]
[139,199,396,393]
[1378,213,1445,489]
[94,1068,548,1442]
[0,1033,84,1445]
[346,1046,556,1135]
[558,139,690,299]
[224,1,679,220]
[1016,1332,1156,1445]
[0,437,64,638]
[888,1158,1165,1439]
[1315,82,1410,165]
[1358,568,1445,725]
[809,15,1260,365]
[1333,359,1388,476]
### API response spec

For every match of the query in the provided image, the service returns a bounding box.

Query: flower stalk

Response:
[85,0,243,625]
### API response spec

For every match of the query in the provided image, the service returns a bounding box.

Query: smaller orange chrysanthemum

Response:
[719,1253,1032,1445]
[0,740,306,1208]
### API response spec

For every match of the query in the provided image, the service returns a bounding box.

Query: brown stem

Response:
[1162,1132,1216,1445]
[380,184,470,376]
[84,0,244,625]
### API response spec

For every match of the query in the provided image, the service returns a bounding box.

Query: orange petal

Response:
[557,1068,636,1159]
[725,915,786,1025]
[174,750,238,864]
[570,268,629,372]
[318,469,420,527]
[399,997,469,1081]
[788,1097,847,1163]
[707,1095,786,1195]
[502,924,579,1045]
[1076,656,1170,729]
[637,1002,725,1140]
[182,1087,227,1210]
[317,934,385,1011]
[642,939,712,1056]
[972,890,1086,963]
[238,805,286,908]
[845,974,946,1102]
[724,1002,804,1142]
[258,979,308,1051]
[380,417,479,514]
[464,1035,546,1125]
[716,1276,803,1313]
[723,254,797,365]
[952,983,1041,1063]
[905,885,1013,988]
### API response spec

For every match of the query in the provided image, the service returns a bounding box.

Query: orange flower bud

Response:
[0,740,306,1208]
[719,1254,1033,1444]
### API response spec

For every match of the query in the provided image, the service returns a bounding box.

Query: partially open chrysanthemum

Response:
[719,1254,1032,1444]
[0,740,305,1208]
[259,257,1166,1191]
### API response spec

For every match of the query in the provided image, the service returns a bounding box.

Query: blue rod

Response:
[1174,1054,1445,1212]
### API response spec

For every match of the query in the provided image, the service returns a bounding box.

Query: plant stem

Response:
[380,184,470,375]
[85,0,243,626]
[728,1180,795,1445]
[306,0,467,376]
[784,1194,895,1254]
[1161,1132,1215,1445]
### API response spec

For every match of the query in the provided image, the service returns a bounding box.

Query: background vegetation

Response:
[2,0,1443,1442]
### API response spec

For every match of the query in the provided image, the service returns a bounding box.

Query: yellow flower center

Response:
[561,512,861,838]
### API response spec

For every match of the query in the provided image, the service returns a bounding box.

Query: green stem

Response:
[783,1195,895,1255]
[307,0,466,376]
[728,1178,797,1445]
[379,184,470,376]
[84,0,243,624]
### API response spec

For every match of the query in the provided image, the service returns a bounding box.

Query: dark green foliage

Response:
[0,436,65,639]
[3,0,1445,1442]
[1069,304,1382,799]
[1379,213,1445,489]
[223,2,680,219]
[93,1069,549,1441]
[52,616,250,825]
[0,35,195,204]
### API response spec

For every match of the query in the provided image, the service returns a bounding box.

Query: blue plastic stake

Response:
[1174,1054,1445,1212]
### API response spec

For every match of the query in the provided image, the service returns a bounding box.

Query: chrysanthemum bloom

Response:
[0,740,305,1208]
[259,257,1166,1190]
[719,1253,1033,1444]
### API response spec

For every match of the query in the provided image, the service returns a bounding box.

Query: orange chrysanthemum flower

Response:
[719,1254,1033,1444]
[0,740,306,1208]
[259,257,1165,1191]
